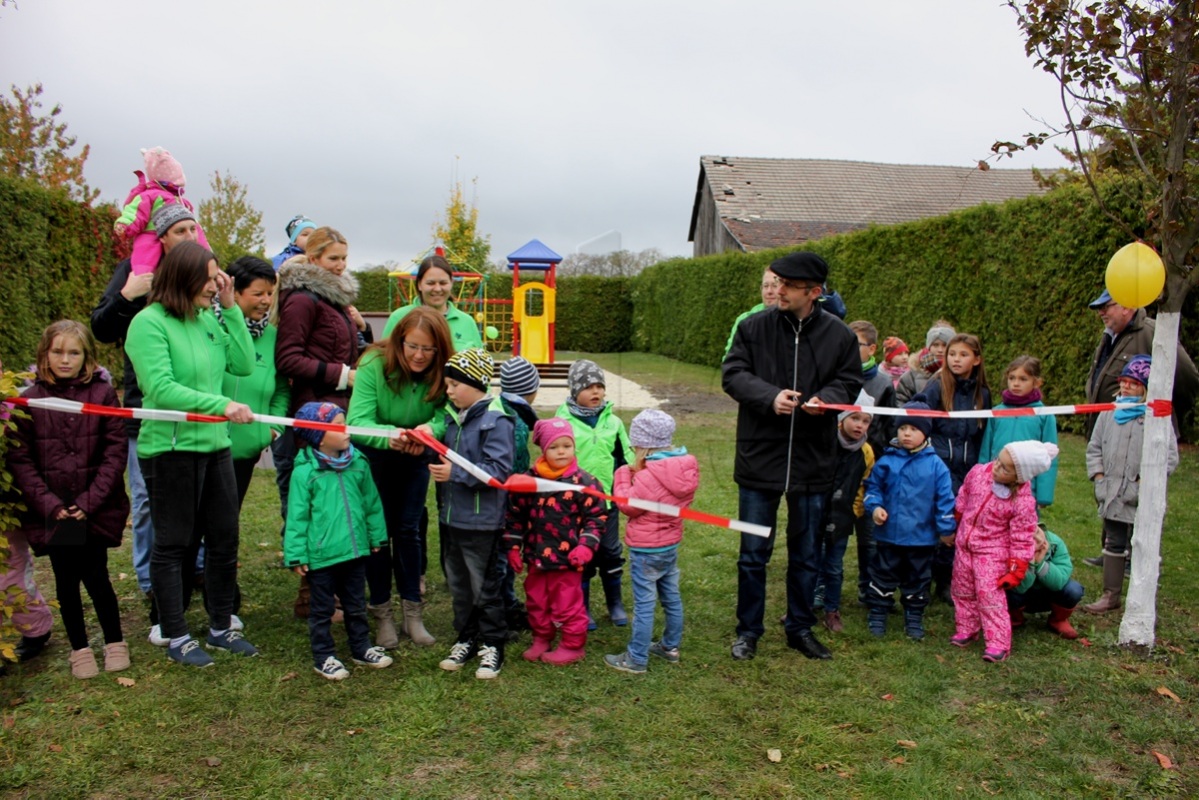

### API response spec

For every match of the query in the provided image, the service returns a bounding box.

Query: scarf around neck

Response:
[1001,388,1042,406]
[567,398,605,420]
[245,311,271,339]
[837,429,867,452]
[534,456,577,479]
[314,444,356,471]
[1114,394,1146,425]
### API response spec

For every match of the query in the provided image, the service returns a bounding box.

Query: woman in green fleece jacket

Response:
[346,306,454,649]
[125,241,258,668]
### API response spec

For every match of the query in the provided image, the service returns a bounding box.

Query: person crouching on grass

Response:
[949,439,1059,663]
[285,402,392,681]
[424,349,514,679]
[503,417,606,665]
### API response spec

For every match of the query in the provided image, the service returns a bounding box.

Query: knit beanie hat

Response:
[629,408,676,449]
[883,337,908,361]
[142,146,186,187]
[152,202,196,238]
[445,348,493,393]
[532,417,574,451]
[838,388,876,424]
[568,359,606,399]
[294,401,344,447]
[1003,440,1060,483]
[1120,354,1152,387]
[500,357,541,396]
[285,215,317,244]
[925,325,955,349]
[900,401,934,440]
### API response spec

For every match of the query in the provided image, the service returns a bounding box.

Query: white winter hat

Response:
[1003,440,1060,483]
[838,388,876,424]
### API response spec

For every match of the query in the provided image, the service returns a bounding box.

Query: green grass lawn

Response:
[2,353,1198,798]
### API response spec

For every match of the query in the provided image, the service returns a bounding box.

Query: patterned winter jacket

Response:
[613,451,699,550]
[503,461,606,570]
[953,462,1037,560]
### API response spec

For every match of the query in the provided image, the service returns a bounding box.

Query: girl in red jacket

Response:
[605,409,699,674]
[9,321,131,679]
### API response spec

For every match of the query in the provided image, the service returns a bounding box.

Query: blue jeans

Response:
[736,487,825,639]
[1007,579,1085,613]
[816,532,851,613]
[361,447,430,604]
[308,557,371,666]
[626,548,683,666]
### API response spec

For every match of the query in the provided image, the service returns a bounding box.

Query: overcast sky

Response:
[2,1,1071,269]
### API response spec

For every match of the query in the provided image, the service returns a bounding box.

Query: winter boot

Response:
[582,579,597,632]
[1047,604,1079,639]
[402,599,436,646]
[602,575,628,627]
[867,608,887,638]
[523,636,553,662]
[903,608,925,640]
[1009,606,1026,628]
[541,644,586,665]
[1082,554,1125,614]
[368,600,399,649]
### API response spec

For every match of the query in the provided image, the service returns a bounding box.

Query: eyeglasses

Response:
[1094,301,1117,311]
[403,341,437,355]
[778,279,818,291]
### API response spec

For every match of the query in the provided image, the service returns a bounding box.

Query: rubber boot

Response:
[582,580,597,631]
[602,575,628,627]
[1047,604,1079,639]
[1082,554,1124,614]
[368,600,399,649]
[541,645,586,665]
[1009,606,1026,628]
[523,636,553,662]
[402,599,436,646]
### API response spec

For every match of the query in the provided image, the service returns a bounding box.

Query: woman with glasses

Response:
[347,306,454,649]
[382,255,484,351]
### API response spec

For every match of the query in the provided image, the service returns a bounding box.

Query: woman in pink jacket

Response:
[949,440,1059,663]
[604,409,699,674]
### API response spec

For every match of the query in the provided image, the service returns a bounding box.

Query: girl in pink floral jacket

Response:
[949,440,1058,663]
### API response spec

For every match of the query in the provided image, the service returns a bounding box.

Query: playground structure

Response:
[387,240,563,366]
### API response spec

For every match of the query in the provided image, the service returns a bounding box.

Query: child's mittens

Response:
[567,546,594,567]
[996,558,1030,590]
[507,548,524,575]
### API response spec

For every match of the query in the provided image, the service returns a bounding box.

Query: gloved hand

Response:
[506,548,524,575]
[996,558,1029,590]
[567,546,594,568]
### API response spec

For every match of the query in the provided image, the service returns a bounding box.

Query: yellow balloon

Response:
[1106,242,1165,309]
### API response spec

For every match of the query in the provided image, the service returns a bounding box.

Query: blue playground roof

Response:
[506,239,562,269]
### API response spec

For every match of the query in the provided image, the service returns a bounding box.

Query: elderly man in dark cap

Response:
[722,251,863,661]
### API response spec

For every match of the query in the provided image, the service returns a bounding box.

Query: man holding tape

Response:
[723,251,862,661]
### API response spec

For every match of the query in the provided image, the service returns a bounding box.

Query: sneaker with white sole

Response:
[230,615,245,632]
[206,630,259,657]
[603,652,647,674]
[475,644,503,679]
[167,638,214,668]
[314,656,350,681]
[439,640,477,672]
[148,624,169,647]
[648,641,680,663]
[352,646,393,669]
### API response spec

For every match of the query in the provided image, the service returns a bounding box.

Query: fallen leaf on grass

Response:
[1079,637,1092,647]
[881,693,894,701]
[814,763,829,771]
[837,771,851,779]
[205,757,221,767]
[117,572,128,581]
[767,749,782,763]
[1153,751,1175,769]
[3,716,13,730]
[116,677,135,687]
[889,756,906,764]
[897,740,918,749]
[1120,664,1139,673]
[1156,686,1182,703]
[833,722,854,730]
[934,654,946,664]
[48,744,63,753]
[279,671,299,682]
[1164,644,1185,655]
[257,542,270,548]
[346,728,365,736]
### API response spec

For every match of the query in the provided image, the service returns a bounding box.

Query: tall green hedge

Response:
[0,175,125,370]
[632,180,1199,435]
[555,275,633,352]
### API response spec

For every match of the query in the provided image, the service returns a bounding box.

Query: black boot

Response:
[16,632,51,662]
[602,574,628,626]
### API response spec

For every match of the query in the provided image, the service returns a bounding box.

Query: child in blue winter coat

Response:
[271,215,317,270]
[863,402,956,640]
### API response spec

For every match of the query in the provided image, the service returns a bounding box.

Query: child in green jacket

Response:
[285,402,391,681]
[555,360,634,630]
[1005,524,1083,640]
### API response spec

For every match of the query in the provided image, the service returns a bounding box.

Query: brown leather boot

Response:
[1082,554,1125,614]
[1047,604,1079,639]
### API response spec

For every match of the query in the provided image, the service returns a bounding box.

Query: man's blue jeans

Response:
[736,487,825,639]
[625,548,683,666]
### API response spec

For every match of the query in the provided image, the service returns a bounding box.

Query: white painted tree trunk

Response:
[1118,311,1180,648]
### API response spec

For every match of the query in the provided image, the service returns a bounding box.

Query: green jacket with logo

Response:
[555,401,633,494]
[222,325,290,461]
[284,446,387,572]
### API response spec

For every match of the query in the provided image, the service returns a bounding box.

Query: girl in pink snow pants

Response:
[950,440,1059,662]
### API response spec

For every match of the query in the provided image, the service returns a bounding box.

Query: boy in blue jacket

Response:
[427,349,515,680]
[862,402,956,640]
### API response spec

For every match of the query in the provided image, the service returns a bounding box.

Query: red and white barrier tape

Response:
[817,399,1172,418]
[5,396,772,538]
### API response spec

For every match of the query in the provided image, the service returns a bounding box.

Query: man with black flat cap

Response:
[722,251,862,662]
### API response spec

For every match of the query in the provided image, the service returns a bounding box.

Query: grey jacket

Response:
[1086,409,1178,523]
[435,394,515,531]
